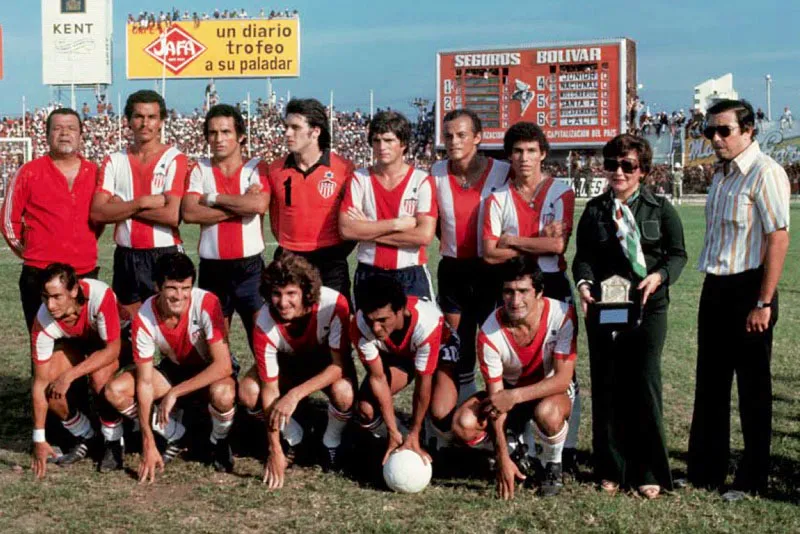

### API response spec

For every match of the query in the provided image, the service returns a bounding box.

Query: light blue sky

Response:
[2,0,798,117]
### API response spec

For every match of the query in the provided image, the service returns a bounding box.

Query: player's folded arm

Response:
[374,214,436,248]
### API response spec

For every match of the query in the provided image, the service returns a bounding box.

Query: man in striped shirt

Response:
[182,104,268,348]
[688,99,790,500]
[91,90,189,320]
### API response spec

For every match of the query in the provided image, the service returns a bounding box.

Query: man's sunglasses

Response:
[702,125,740,140]
[603,158,640,173]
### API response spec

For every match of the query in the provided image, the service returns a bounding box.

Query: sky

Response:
[1,0,798,118]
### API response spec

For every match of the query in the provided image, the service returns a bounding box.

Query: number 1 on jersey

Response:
[283,176,292,206]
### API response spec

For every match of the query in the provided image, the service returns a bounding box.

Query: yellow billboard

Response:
[126,19,300,79]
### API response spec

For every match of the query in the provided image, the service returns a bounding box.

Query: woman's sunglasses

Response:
[603,158,640,173]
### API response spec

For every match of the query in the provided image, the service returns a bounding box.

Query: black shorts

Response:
[113,245,182,305]
[274,243,354,304]
[541,272,574,304]
[276,350,358,394]
[156,354,240,387]
[473,380,577,434]
[353,262,433,311]
[198,254,264,321]
[19,265,99,331]
[357,351,418,403]
[438,256,499,323]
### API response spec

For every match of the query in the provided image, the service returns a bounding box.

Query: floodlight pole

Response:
[117,92,122,150]
[329,90,334,149]
[765,74,772,122]
[21,96,26,138]
[247,92,252,157]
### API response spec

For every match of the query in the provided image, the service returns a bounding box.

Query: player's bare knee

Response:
[104,374,131,408]
[533,398,565,435]
[357,399,376,423]
[329,378,355,411]
[429,397,456,426]
[238,377,260,410]
[48,397,69,420]
[452,401,481,442]
[209,380,236,411]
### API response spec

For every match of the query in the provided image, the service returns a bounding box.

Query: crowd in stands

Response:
[128,7,298,28]
[1,100,798,196]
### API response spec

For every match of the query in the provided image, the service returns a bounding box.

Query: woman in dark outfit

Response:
[572,134,687,499]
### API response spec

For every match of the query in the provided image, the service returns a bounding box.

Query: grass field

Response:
[0,205,799,533]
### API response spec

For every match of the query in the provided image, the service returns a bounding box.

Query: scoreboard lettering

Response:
[436,39,636,149]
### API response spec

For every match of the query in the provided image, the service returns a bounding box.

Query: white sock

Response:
[152,408,186,442]
[62,411,95,440]
[281,417,304,446]
[426,417,453,450]
[522,420,538,460]
[100,418,123,442]
[322,404,351,449]
[209,404,235,444]
[565,391,580,449]
[457,373,479,405]
[246,407,266,421]
[535,422,568,467]
[360,416,387,439]
[120,402,140,432]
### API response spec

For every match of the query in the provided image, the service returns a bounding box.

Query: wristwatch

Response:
[756,300,771,309]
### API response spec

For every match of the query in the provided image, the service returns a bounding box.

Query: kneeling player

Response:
[452,256,576,499]
[353,276,443,466]
[103,253,237,482]
[30,263,123,478]
[238,253,356,489]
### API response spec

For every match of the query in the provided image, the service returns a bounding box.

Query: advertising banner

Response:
[41,0,113,85]
[126,19,300,79]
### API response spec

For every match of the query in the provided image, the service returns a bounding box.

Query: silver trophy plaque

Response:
[595,275,635,326]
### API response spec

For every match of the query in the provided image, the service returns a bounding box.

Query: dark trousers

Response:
[19,265,100,331]
[198,254,264,350]
[688,269,776,494]
[587,302,672,489]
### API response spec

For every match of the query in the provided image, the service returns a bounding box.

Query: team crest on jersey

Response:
[152,173,166,190]
[318,177,337,199]
[402,198,417,215]
[189,326,202,345]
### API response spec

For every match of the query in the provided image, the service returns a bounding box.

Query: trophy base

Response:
[593,302,638,329]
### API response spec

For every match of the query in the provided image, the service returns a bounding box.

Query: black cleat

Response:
[211,438,234,473]
[56,437,92,466]
[98,440,123,472]
[161,441,182,465]
[321,445,343,473]
[540,462,564,497]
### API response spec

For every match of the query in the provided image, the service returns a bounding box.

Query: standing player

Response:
[30,263,123,478]
[2,108,100,330]
[266,98,355,298]
[428,109,511,446]
[102,253,237,481]
[482,122,574,301]
[452,256,577,499]
[91,90,189,319]
[339,111,437,308]
[238,253,356,489]
[182,104,268,345]
[352,275,443,466]
[482,121,580,462]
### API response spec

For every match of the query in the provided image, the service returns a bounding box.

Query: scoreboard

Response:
[436,38,637,150]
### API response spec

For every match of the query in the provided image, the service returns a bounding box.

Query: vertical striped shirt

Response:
[698,140,790,275]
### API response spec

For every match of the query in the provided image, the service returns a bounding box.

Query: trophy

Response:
[592,275,640,329]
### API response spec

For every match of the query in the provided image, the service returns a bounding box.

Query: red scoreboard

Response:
[436,38,637,150]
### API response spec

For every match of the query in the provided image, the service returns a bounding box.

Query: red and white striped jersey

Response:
[132,288,226,366]
[252,286,351,383]
[97,147,188,249]
[352,296,443,376]
[478,298,577,387]
[483,177,575,272]
[340,166,437,269]
[431,158,510,259]
[186,157,268,260]
[31,279,121,364]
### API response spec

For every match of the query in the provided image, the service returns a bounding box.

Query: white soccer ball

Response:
[382,449,432,493]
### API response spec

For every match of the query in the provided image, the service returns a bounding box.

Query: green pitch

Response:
[0,205,798,533]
